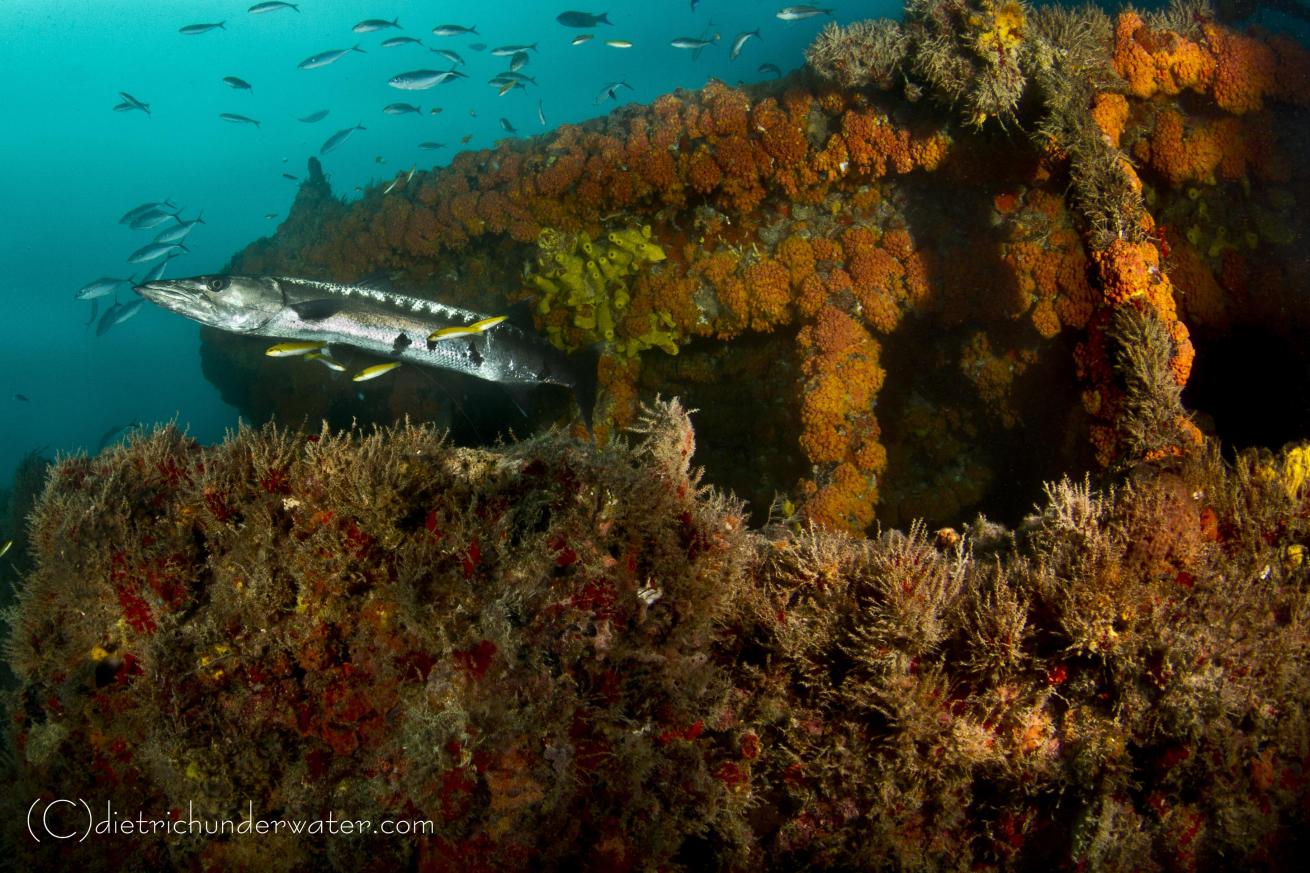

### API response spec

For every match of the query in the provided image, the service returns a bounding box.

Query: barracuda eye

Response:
[207,277,229,293]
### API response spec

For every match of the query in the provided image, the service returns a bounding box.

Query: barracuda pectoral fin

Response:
[291,299,345,320]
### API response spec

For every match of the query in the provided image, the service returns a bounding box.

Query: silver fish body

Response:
[130,208,181,230]
[320,123,365,154]
[776,6,832,20]
[220,112,261,127]
[382,36,425,48]
[96,299,145,336]
[180,22,226,34]
[141,255,180,283]
[432,24,478,36]
[384,102,423,115]
[134,275,597,425]
[299,109,329,122]
[154,212,204,244]
[120,200,176,224]
[248,2,298,13]
[76,276,131,300]
[128,241,187,264]
[298,46,364,70]
[354,18,400,33]
[116,92,150,114]
[389,69,463,89]
[730,29,760,60]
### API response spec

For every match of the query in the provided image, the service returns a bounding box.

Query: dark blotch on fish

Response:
[556,11,611,28]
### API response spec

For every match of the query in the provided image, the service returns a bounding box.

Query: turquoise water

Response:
[0,0,891,486]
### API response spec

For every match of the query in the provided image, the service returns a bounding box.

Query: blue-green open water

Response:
[0,0,907,487]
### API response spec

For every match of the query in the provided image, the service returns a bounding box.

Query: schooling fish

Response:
[320,123,365,154]
[384,102,423,115]
[266,340,326,356]
[352,361,402,382]
[491,43,538,56]
[120,200,176,224]
[432,48,465,66]
[354,18,401,33]
[180,22,225,34]
[115,91,150,115]
[220,112,261,127]
[298,46,365,70]
[382,36,425,48]
[130,208,181,230]
[134,275,598,427]
[389,69,463,89]
[96,298,145,335]
[557,11,611,28]
[128,241,187,264]
[248,1,298,13]
[154,211,204,244]
[223,75,254,93]
[775,6,833,20]
[299,108,329,122]
[432,24,478,36]
[671,35,718,49]
[595,80,631,102]
[730,29,761,60]
[759,62,782,77]
[77,276,132,300]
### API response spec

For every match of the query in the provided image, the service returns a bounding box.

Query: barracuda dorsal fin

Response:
[291,299,344,320]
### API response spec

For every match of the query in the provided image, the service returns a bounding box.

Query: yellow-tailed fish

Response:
[266,340,326,357]
[427,314,507,344]
[305,352,346,372]
[605,39,633,48]
[0,540,11,558]
[352,362,402,382]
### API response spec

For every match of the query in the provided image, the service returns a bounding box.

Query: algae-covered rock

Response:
[4,400,1310,871]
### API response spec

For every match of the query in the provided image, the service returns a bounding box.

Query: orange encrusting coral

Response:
[796,305,887,531]
[1112,12,1215,100]
[1090,93,1129,148]
[222,10,1310,535]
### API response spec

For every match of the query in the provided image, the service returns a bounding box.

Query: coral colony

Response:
[5,1,1310,870]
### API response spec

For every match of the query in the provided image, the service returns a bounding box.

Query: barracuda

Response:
[135,274,597,427]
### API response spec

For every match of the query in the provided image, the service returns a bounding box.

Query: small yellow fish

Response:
[571,34,593,46]
[605,39,633,48]
[352,362,402,381]
[427,315,507,343]
[0,539,11,558]
[266,341,326,357]
[305,352,346,372]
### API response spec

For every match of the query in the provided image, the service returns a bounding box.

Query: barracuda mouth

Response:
[134,279,221,324]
